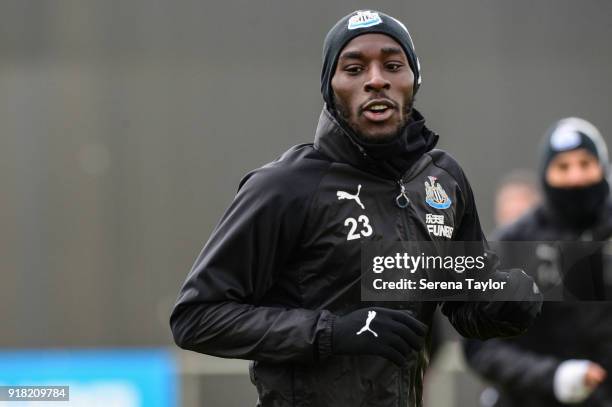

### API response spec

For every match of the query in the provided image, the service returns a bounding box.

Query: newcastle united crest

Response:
[424,176,452,209]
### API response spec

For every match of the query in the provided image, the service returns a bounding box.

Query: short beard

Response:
[333,95,415,144]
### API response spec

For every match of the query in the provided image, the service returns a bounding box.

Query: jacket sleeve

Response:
[464,338,560,398]
[439,158,540,339]
[170,164,334,364]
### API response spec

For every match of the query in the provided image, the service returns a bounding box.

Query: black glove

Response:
[331,307,427,366]
[491,269,543,326]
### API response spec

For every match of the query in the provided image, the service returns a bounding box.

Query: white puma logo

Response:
[356,310,378,337]
[337,184,365,210]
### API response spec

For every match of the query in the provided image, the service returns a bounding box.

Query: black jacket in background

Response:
[170,108,537,407]
[465,201,612,407]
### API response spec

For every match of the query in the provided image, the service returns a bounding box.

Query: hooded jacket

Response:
[465,196,612,407]
[170,107,537,407]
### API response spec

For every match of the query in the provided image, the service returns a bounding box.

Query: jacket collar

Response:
[313,106,439,180]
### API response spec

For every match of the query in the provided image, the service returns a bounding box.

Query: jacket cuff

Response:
[317,311,336,360]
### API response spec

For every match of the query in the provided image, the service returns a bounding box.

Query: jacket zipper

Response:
[396,177,409,407]
[396,179,411,208]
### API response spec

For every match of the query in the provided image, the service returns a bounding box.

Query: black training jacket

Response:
[171,108,534,407]
[464,202,612,407]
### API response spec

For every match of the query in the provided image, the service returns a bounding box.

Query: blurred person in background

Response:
[170,10,541,407]
[464,117,612,407]
[494,170,541,228]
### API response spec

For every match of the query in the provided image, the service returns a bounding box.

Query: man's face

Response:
[331,33,414,143]
[546,148,603,188]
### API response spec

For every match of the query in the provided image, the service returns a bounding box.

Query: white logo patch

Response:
[337,184,365,210]
[551,127,582,151]
[424,176,452,209]
[356,310,378,337]
[426,213,453,238]
[348,11,382,30]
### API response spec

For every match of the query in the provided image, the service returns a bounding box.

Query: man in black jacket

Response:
[465,117,612,407]
[171,10,541,407]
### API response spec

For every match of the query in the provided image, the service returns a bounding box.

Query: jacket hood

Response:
[313,105,439,179]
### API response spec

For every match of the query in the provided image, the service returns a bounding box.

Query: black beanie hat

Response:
[540,117,609,179]
[320,10,421,109]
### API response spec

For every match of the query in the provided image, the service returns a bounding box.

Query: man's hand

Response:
[491,269,543,328]
[331,307,427,366]
[584,362,607,389]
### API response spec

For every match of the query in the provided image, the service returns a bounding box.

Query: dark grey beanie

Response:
[320,10,421,109]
